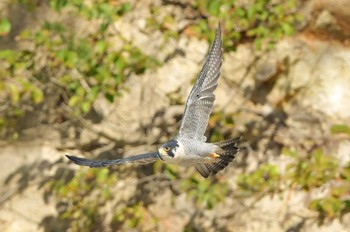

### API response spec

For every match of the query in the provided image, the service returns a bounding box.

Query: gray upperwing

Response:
[178,23,223,142]
[66,152,160,168]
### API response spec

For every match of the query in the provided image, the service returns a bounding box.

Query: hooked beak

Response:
[157,149,165,161]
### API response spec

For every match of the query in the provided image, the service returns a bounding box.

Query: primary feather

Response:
[178,23,223,142]
[66,152,159,168]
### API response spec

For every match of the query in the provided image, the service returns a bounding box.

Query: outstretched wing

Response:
[178,23,223,142]
[66,152,159,168]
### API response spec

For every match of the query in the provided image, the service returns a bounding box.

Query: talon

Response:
[209,153,220,158]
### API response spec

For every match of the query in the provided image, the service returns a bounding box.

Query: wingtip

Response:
[214,21,223,47]
[217,21,222,34]
[65,154,115,168]
[65,154,87,166]
[65,154,77,162]
[65,154,75,161]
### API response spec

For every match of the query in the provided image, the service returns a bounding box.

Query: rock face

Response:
[225,36,350,119]
[97,35,208,145]
[0,142,60,232]
[305,0,350,44]
[1,1,350,232]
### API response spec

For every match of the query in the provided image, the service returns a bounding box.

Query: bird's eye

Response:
[164,147,170,152]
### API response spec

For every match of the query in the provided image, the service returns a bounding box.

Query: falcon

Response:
[66,23,240,178]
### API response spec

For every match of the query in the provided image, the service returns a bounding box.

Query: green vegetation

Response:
[237,164,281,197]
[3,0,348,231]
[147,0,302,50]
[47,168,117,231]
[208,111,237,142]
[237,146,350,223]
[0,0,159,137]
[331,124,350,137]
[180,174,228,209]
[0,18,11,35]
[112,202,151,229]
[155,161,229,209]
[48,162,229,230]
[0,0,303,136]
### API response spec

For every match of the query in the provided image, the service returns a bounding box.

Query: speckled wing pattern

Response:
[65,152,159,168]
[178,23,223,142]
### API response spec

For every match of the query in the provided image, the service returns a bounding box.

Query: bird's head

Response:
[158,139,179,161]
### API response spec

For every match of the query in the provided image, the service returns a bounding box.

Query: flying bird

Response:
[66,23,240,178]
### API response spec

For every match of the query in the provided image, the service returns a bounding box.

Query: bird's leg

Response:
[209,153,220,158]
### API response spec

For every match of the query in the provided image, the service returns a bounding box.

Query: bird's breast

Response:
[166,138,215,166]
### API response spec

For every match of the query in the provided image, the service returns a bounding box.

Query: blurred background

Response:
[0,0,350,231]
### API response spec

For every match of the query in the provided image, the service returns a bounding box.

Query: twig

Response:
[61,104,124,145]
[137,173,168,185]
[0,185,21,206]
[0,103,9,112]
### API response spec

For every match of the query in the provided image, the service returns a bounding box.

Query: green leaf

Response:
[281,22,294,35]
[68,81,79,92]
[0,19,11,36]
[97,66,111,81]
[208,1,221,15]
[68,95,80,107]
[114,57,126,73]
[104,92,115,103]
[32,88,44,104]
[282,147,298,157]
[254,38,262,50]
[120,3,133,14]
[96,169,109,182]
[100,22,109,32]
[81,101,91,113]
[235,7,246,17]
[87,86,100,101]
[95,40,107,54]
[0,50,17,63]
[50,0,68,11]
[8,84,20,105]
[331,124,350,137]
[340,164,350,180]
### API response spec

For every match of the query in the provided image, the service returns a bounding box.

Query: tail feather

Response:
[196,137,240,178]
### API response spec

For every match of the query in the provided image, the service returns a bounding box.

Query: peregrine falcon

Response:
[66,23,240,178]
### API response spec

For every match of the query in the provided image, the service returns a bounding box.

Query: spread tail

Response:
[196,137,240,178]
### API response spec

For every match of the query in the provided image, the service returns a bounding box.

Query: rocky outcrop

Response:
[1,0,350,231]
